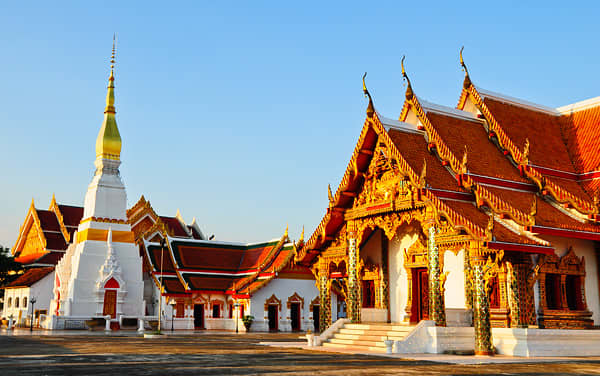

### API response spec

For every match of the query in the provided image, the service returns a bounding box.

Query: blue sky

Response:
[1,1,599,248]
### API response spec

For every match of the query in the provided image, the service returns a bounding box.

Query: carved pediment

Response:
[354,141,411,208]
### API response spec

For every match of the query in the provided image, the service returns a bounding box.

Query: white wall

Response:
[389,225,419,323]
[443,249,466,309]
[249,277,318,332]
[2,271,55,324]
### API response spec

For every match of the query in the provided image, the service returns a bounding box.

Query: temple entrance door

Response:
[194,304,205,329]
[412,268,429,322]
[103,290,117,318]
[313,306,320,332]
[268,305,278,331]
[290,303,301,332]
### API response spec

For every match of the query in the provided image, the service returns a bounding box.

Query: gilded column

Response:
[318,269,331,332]
[347,222,360,323]
[427,225,446,326]
[507,261,527,328]
[471,250,494,355]
[381,232,390,322]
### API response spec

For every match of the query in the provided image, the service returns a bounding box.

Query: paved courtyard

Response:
[1,331,600,375]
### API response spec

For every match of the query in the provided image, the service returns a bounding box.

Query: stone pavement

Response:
[1,330,600,375]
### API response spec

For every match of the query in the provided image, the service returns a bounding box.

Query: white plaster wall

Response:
[29,270,56,316]
[389,225,419,323]
[2,271,55,323]
[443,249,466,309]
[65,235,144,318]
[2,287,30,322]
[539,235,600,324]
[249,277,318,332]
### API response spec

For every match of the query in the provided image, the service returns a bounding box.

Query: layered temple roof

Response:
[297,60,600,265]
[12,195,83,266]
[141,232,309,298]
[130,196,311,298]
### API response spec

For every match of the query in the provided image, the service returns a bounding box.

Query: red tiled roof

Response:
[4,267,54,288]
[44,231,68,250]
[440,199,539,245]
[31,251,64,265]
[483,98,575,172]
[560,105,600,174]
[426,112,528,183]
[36,210,61,232]
[159,217,189,238]
[177,245,245,271]
[57,205,83,227]
[187,276,236,291]
[163,278,186,294]
[387,129,466,192]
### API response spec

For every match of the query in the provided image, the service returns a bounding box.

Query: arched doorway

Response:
[102,278,120,319]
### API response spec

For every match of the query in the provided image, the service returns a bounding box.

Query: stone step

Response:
[327,337,387,347]
[322,342,387,353]
[332,333,407,342]
[343,323,411,331]
[338,327,412,336]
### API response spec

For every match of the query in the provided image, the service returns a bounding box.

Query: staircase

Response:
[321,322,414,352]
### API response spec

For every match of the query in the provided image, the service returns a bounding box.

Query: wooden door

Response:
[103,290,117,318]
[194,304,205,329]
[413,268,429,322]
[268,305,278,331]
[313,306,320,332]
[290,303,301,332]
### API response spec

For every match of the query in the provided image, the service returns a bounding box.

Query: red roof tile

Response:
[160,217,189,237]
[387,129,466,192]
[560,104,600,174]
[426,112,528,183]
[4,267,54,288]
[36,210,61,232]
[57,205,83,227]
[483,98,576,172]
[31,251,64,265]
[44,231,68,250]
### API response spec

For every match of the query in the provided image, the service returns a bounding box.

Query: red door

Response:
[411,268,429,322]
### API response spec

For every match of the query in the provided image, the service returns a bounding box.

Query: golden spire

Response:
[460,46,472,89]
[95,34,122,160]
[401,56,414,100]
[362,72,375,118]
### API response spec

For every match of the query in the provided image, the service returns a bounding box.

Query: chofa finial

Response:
[401,55,413,99]
[460,46,472,88]
[362,72,375,117]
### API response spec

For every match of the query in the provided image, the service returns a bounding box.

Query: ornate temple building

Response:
[2,42,318,332]
[296,53,600,355]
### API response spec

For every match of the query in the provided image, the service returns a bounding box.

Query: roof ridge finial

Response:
[111,33,116,73]
[401,56,414,100]
[460,46,472,88]
[362,72,375,118]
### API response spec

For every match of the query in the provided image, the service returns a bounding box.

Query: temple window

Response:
[7,298,11,308]
[228,303,233,319]
[212,304,220,318]
[23,297,27,308]
[537,247,592,329]
[15,298,19,308]
[544,274,561,310]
